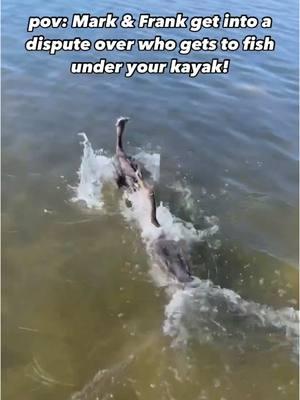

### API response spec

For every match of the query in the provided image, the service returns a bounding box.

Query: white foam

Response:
[163,279,299,356]
[134,151,160,182]
[71,134,217,244]
[119,180,219,291]
[72,133,219,286]
[120,189,218,245]
[71,135,161,211]
[72,134,299,359]
[71,133,115,209]
[169,181,195,213]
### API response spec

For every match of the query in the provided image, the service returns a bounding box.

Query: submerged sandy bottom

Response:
[3,0,299,394]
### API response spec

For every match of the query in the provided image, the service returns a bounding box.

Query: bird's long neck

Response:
[149,189,160,227]
[116,125,124,153]
[135,173,161,228]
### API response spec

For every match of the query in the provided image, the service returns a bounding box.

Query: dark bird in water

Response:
[114,116,192,282]
[135,170,193,283]
[114,117,139,191]
[114,117,160,227]
[152,238,193,283]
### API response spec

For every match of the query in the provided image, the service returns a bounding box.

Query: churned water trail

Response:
[72,134,299,362]
[163,279,299,360]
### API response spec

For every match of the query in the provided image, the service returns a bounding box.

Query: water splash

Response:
[169,180,196,214]
[72,134,299,359]
[134,151,160,182]
[71,133,115,209]
[120,187,218,245]
[163,278,299,358]
[71,134,161,210]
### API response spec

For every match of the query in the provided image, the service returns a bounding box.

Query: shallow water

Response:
[2,0,299,399]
